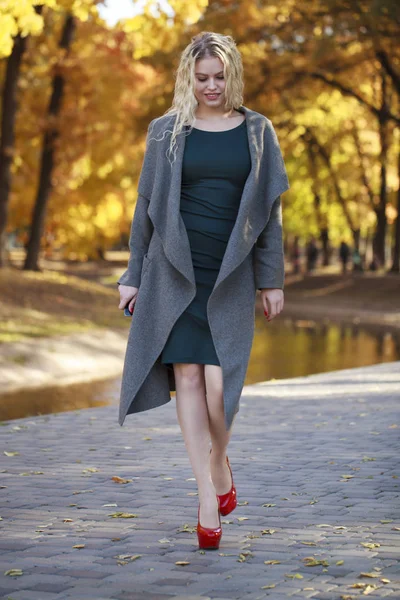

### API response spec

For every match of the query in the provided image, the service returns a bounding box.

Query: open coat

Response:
[117,104,290,430]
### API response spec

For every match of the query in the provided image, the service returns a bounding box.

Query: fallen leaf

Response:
[112,476,132,484]
[336,560,344,565]
[175,561,190,566]
[262,503,276,507]
[359,572,380,578]
[285,573,303,579]
[360,542,380,549]
[237,517,249,521]
[264,560,280,565]
[261,529,276,535]
[237,551,253,562]
[261,583,276,589]
[303,556,329,567]
[72,544,85,549]
[3,451,19,457]
[108,512,138,518]
[301,541,318,546]
[115,554,141,561]
[4,569,23,576]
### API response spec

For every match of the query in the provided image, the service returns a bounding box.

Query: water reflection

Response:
[0,377,121,422]
[1,316,399,421]
[247,313,400,384]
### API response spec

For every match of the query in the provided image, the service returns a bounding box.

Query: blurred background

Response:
[0,0,399,420]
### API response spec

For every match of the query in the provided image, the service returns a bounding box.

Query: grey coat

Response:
[117,104,290,430]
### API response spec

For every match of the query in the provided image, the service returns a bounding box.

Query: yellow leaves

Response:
[115,554,141,565]
[303,556,330,567]
[111,476,132,484]
[261,583,276,589]
[108,512,138,518]
[301,541,318,546]
[261,529,276,535]
[360,542,380,549]
[236,516,249,521]
[72,544,85,549]
[264,559,281,565]
[285,573,304,579]
[175,561,190,566]
[350,582,379,594]
[359,572,380,578]
[176,523,196,534]
[4,568,24,576]
[237,550,253,562]
[3,451,20,456]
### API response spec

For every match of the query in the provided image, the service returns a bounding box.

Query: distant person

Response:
[353,247,363,272]
[339,241,350,274]
[290,236,301,274]
[306,237,318,273]
[116,32,290,551]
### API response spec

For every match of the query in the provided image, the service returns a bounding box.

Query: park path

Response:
[0,361,399,600]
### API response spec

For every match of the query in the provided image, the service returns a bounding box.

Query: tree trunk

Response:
[24,13,75,271]
[372,71,389,267]
[390,144,400,273]
[0,34,27,267]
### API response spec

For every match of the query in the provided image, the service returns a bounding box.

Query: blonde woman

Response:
[117,31,290,550]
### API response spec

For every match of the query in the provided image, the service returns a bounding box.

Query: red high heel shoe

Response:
[197,496,222,550]
[210,448,237,516]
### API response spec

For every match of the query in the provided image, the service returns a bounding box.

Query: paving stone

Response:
[0,361,399,600]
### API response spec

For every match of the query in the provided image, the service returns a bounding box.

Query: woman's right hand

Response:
[118,284,139,313]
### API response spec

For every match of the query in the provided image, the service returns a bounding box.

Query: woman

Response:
[117,31,290,550]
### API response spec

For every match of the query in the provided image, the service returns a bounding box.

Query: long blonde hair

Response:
[149,31,244,167]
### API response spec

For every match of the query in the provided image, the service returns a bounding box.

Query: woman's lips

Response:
[205,94,219,99]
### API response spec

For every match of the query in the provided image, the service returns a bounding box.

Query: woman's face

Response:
[193,56,226,109]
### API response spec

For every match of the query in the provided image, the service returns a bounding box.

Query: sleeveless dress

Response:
[160,118,251,366]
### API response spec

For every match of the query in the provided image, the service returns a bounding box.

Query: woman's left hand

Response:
[260,288,284,321]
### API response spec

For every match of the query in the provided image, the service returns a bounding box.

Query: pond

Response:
[1,315,399,421]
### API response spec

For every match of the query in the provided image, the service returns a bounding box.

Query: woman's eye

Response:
[198,76,224,81]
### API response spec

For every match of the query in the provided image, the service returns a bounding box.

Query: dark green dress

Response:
[160,118,251,366]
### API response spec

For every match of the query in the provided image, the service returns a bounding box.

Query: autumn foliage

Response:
[0,0,399,270]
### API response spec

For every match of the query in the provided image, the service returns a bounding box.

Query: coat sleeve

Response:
[254,194,284,291]
[117,121,156,288]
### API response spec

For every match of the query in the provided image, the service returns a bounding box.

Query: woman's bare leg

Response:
[173,362,220,529]
[204,364,234,495]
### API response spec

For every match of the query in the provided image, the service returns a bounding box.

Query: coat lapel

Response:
[146,104,288,292]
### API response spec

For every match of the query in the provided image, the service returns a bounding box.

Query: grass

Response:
[0,267,129,343]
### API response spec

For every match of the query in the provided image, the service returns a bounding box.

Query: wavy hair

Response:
[148,31,244,167]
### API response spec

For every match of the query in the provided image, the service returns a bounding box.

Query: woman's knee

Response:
[173,363,204,389]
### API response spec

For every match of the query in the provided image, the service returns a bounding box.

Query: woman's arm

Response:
[254,194,284,291]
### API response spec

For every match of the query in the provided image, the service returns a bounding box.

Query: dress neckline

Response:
[191,118,246,133]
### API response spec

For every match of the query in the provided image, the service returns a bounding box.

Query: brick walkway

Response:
[0,361,399,600]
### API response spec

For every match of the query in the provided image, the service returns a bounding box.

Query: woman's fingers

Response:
[118,292,137,310]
